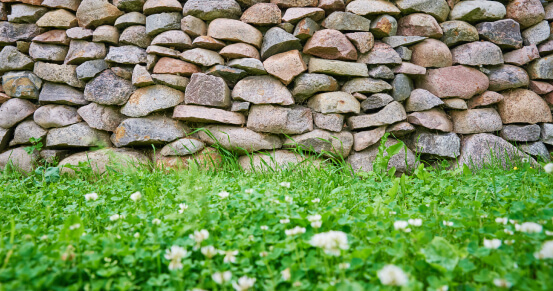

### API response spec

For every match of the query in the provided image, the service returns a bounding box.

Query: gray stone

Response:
[397,13,443,39]
[114,0,145,12]
[440,20,479,47]
[294,17,320,40]
[84,70,135,105]
[64,40,106,65]
[182,0,242,21]
[358,42,402,65]
[347,138,417,174]
[232,76,294,105]
[247,105,313,134]
[0,127,11,151]
[322,11,371,31]
[284,129,353,157]
[231,101,250,112]
[476,19,523,49]
[59,147,150,175]
[33,105,81,128]
[146,45,179,58]
[0,46,34,73]
[405,89,443,112]
[76,0,123,28]
[76,59,108,81]
[522,20,550,46]
[2,71,42,99]
[451,41,504,66]
[527,55,553,80]
[111,115,188,147]
[282,7,325,23]
[39,149,72,164]
[407,130,460,158]
[382,35,426,48]
[151,30,191,50]
[65,27,93,40]
[47,122,112,148]
[360,93,394,111]
[180,48,224,67]
[518,141,550,162]
[28,42,67,62]
[291,73,338,102]
[346,0,401,16]
[151,74,189,90]
[93,25,119,44]
[145,12,181,36]
[396,0,450,22]
[180,15,206,37]
[132,65,154,87]
[121,85,184,117]
[39,82,88,105]
[119,25,151,48]
[449,1,506,23]
[0,98,36,128]
[173,105,245,125]
[0,147,40,173]
[391,74,413,102]
[208,18,262,48]
[238,150,320,172]
[198,125,282,153]
[77,103,125,131]
[484,65,529,91]
[32,62,83,88]
[308,92,360,114]
[9,120,47,146]
[185,73,230,108]
[456,133,535,170]
[227,58,267,75]
[542,123,553,145]
[387,121,415,137]
[160,138,205,156]
[450,108,503,134]
[313,112,343,132]
[443,98,467,110]
[114,12,146,29]
[342,78,392,95]
[105,45,147,64]
[368,65,394,79]
[0,22,43,45]
[143,0,182,15]
[205,65,249,88]
[353,126,386,151]
[392,62,427,76]
[500,124,541,142]
[347,101,407,130]
[308,58,369,77]
[407,108,453,132]
[260,27,302,59]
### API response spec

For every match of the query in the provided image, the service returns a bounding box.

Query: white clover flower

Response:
[437,286,449,291]
[285,226,306,236]
[130,191,142,202]
[232,276,256,291]
[408,218,423,227]
[483,238,502,249]
[69,223,80,230]
[394,220,409,231]
[534,240,553,259]
[280,182,291,188]
[377,264,408,286]
[201,246,218,259]
[311,221,322,228]
[311,198,320,203]
[109,214,120,221]
[245,189,254,194]
[280,218,290,224]
[272,199,280,204]
[338,262,350,269]
[293,281,302,287]
[40,235,48,241]
[546,230,553,236]
[221,250,239,264]
[505,239,515,245]
[307,214,322,223]
[259,251,268,258]
[212,271,232,285]
[544,163,553,173]
[178,203,188,214]
[218,191,230,199]
[281,268,291,281]
[260,225,269,231]
[509,219,516,224]
[504,229,514,235]
[134,232,140,238]
[84,193,98,201]
[190,229,209,245]
[285,196,293,203]
[164,245,187,271]
[493,278,513,289]
[495,217,509,225]
[152,218,161,225]
[248,235,254,241]
[310,230,349,256]
[390,211,397,215]
[442,221,453,227]
[481,214,488,218]
[516,222,542,233]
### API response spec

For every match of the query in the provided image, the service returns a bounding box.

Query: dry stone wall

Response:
[1,0,553,172]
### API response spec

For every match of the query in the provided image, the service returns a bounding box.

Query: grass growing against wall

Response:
[0,147,553,290]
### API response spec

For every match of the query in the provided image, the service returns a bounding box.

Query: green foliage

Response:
[0,161,552,290]
[23,137,43,155]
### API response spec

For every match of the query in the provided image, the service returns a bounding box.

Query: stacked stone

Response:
[0,0,552,173]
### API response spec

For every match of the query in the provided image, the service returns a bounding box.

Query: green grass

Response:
[1,154,553,291]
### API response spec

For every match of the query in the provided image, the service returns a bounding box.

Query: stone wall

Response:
[1,0,553,173]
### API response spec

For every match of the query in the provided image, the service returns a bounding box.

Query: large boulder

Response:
[59,148,150,174]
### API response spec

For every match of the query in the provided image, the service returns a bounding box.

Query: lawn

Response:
[0,148,553,290]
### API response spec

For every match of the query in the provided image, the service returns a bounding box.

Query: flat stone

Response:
[308,92,360,114]
[500,124,540,142]
[182,0,242,21]
[28,42,68,62]
[518,141,550,161]
[59,148,150,174]
[192,35,225,50]
[391,74,413,102]
[484,65,529,91]
[476,19,523,49]
[360,93,393,111]
[506,0,545,29]
[33,62,85,88]
[113,0,146,12]
[456,133,535,170]
[231,101,250,112]
[76,59,108,81]
[416,65,489,99]
[291,73,338,102]
[219,43,260,60]
[498,89,553,124]
[247,104,312,134]
[347,101,406,130]
[47,122,112,147]
[33,104,81,128]
[132,65,154,87]
[238,150,318,172]
[121,85,183,117]
[282,7,325,23]
[39,82,88,105]
[450,1,506,23]
[527,54,553,80]
[405,89,443,112]
[64,40,106,65]
[185,73,230,108]
[0,2,6,21]
[407,130,460,158]
[76,0,123,28]
[341,77,391,95]
[318,0,345,13]
[542,123,553,145]
[353,126,386,151]
[153,57,200,76]
[8,4,48,24]
[207,18,262,48]
[368,65,394,79]
[228,58,267,75]
[467,91,504,109]
[84,69,134,105]
[180,15,206,37]
[0,22,43,45]
[382,36,426,48]
[77,103,124,131]
[303,29,357,61]
[370,14,397,38]
[145,12,181,36]
[205,65,248,87]
[241,3,281,26]
[112,115,188,147]
[345,32,374,53]
[65,27,93,40]
[396,0,450,22]
[358,41,402,65]
[263,50,307,85]
[272,0,318,8]
[386,121,415,137]
[105,45,147,65]
[0,147,40,173]
[529,80,553,95]
[308,57,369,77]
[440,20,479,47]
[232,75,294,105]
[119,26,151,48]
[173,104,245,125]
[283,129,353,157]
[451,41,504,66]
[522,20,550,45]
[313,112,343,132]
[322,11,371,31]
[143,0,181,15]
[397,13,443,38]
[450,108,503,134]
[198,125,282,153]
[179,48,223,67]
[346,0,401,16]
[36,9,77,29]
[160,138,205,156]
[151,74,189,90]
[347,138,417,174]
[503,45,540,66]
[392,62,426,76]
[0,98,36,128]
[93,25,119,44]
[9,120,47,146]
[2,71,42,99]
[260,27,302,59]
[32,30,70,45]
[407,108,452,132]
[294,17,320,40]
[0,46,34,73]
[114,12,146,29]
[443,98,467,110]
